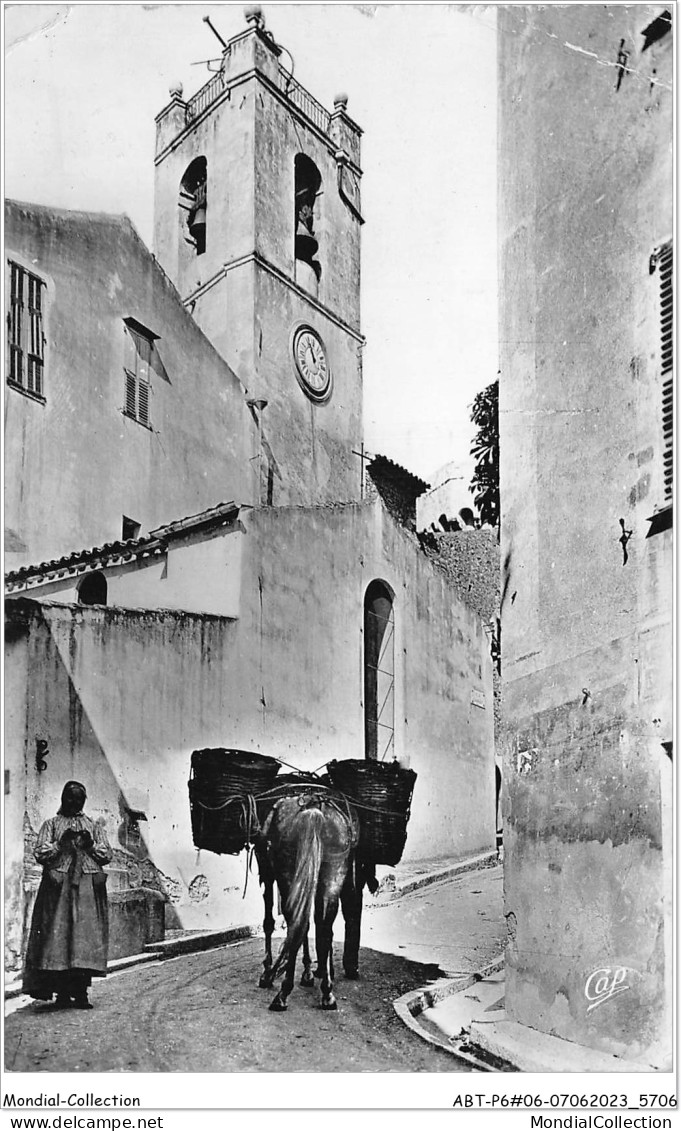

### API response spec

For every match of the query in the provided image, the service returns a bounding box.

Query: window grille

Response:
[123,321,153,428]
[364,582,395,761]
[7,261,45,398]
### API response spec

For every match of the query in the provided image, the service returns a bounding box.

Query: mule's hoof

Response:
[259,975,273,989]
[321,997,338,1010]
[269,998,288,1012]
[344,968,360,981]
[300,973,315,988]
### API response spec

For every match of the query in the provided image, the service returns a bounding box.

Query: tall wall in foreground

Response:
[498,5,672,1065]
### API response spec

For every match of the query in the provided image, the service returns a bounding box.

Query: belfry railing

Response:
[276,65,332,134]
[184,63,332,136]
[186,71,226,122]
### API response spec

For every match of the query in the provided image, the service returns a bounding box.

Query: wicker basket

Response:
[326,759,417,866]
[188,748,281,855]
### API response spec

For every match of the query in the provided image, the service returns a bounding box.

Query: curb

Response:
[393,955,509,1071]
[3,925,259,1000]
[385,850,499,900]
[144,924,257,958]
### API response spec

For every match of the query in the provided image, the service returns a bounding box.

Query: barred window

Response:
[7,260,46,399]
[123,319,154,428]
[363,580,395,762]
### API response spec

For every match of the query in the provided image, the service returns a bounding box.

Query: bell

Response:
[295,219,318,262]
[188,206,206,241]
[188,207,206,254]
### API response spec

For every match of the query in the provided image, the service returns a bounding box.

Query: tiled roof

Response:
[5,502,240,593]
[367,454,430,497]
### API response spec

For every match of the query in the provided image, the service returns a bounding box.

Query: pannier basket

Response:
[188,748,281,855]
[326,759,417,866]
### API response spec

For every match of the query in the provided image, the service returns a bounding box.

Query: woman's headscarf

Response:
[59,781,87,816]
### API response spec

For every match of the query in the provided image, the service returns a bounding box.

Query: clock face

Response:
[292,326,331,402]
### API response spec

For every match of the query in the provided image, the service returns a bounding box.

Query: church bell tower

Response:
[153,7,364,506]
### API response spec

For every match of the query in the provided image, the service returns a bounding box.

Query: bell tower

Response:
[153,8,364,505]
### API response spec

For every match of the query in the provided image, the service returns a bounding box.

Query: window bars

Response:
[7,261,45,398]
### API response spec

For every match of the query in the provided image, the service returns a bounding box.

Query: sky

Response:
[4,2,498,484]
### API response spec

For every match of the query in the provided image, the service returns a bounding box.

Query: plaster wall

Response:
[4,203,255,572]
[4,617,30,970]
[5,600,265,946]
[235,502,495,861]
[498,6,672,1063]
[14,527,245,618]
[249,268,363,504]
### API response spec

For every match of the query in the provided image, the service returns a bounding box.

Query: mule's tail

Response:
[269,808,324,981]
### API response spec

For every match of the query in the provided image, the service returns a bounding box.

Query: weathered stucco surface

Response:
[498,6,672,1063]
[4,202,255,571]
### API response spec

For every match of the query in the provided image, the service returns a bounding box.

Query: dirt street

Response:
[5,865,505,1073]
[5,938,470,1073]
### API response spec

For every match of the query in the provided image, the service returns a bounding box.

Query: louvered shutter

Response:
[123,321,154,427]
[125,369,137,417]
[137,332,151,426]
[658,242,673,501]
[138,378,150,427]
[124,326,136,417]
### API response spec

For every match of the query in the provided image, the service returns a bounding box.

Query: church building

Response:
[4,10,496,971]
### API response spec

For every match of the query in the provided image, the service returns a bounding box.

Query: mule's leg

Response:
[300,933,314,987]
[341,856,364,980]
[259,873,276,989]
[269,939,299,1012]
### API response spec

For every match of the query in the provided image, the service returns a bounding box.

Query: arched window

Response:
[180,157,207,256]
[78,571,107,606]
[294,154,322,282]
[363,581,395,761]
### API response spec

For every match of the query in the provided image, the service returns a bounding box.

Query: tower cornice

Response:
[182,250,364,344]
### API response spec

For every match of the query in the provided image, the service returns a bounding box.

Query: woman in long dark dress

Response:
[23,781,112,1009]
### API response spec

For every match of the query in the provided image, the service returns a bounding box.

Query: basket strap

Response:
[191,784,408,819]
[330,792,409,819]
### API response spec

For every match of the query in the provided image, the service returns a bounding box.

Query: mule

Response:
[255,790,358,1011]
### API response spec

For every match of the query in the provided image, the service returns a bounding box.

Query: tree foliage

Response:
[470,379,499,528]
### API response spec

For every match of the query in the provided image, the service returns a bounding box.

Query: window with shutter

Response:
[658,242,673,502]
[122,320,154,428]
[6,260,46,400]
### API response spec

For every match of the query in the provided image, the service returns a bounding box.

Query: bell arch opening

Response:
[294,154,322,285]
[180,157,207,256]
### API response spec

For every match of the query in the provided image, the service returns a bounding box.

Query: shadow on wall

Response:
[8,600,176,970]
